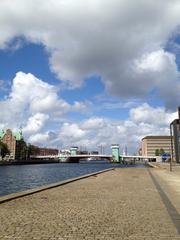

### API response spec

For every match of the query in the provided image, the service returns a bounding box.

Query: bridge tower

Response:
[111,144,120,162]
[70,146,78,156]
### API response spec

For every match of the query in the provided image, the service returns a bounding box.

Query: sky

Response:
[0,0,180,154]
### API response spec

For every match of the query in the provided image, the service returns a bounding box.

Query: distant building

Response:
[141,136,172,156]
[77,150,88,155]
[38,147,58,156]
[90,151,99,155]
[29,145,58,156]
[59,149,70,155]
[0,129,27,160]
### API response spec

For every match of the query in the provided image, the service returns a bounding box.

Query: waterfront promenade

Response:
[1,166,180,239]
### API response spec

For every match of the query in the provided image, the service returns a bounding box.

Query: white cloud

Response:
[72,101,91,113]
[1,79,176,152]
[9,71,73,116]
[55,104,177,153]
[100,100,140,110]
[134,50,180,108]
[28,132,50,145]
[129,103,176,126]
[0,71,91,142]
[0,1,180,108]
[23,113,49,135]
[60,123,86,140]
[82,118,105,130]
[0,1,180,152]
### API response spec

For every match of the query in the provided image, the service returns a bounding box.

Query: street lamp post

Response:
[170,123,173,172]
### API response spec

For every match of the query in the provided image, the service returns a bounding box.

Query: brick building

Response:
[0,129,27,160]
[29,145,58,156]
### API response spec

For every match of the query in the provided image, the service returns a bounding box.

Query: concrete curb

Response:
[0,168,114,204]
[147,162,158,168]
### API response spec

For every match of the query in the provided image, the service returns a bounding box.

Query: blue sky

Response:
[0,41,52,87]
[0,40,136,121]
[0,0,180,153]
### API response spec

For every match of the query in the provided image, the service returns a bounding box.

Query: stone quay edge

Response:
[0,167,114,204]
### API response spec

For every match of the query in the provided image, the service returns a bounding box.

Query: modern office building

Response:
[170,115,180,163]
[141,136,172,156]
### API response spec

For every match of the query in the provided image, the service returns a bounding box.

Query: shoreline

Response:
[0,160,60,165]
[0,167,114,204]
[1,167,180,239]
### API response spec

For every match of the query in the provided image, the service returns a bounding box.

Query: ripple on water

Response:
[0,162,146,196]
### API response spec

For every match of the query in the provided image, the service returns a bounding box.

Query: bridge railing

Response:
[30,155,59,158]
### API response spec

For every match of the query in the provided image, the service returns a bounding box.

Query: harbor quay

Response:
[1,166,180,239]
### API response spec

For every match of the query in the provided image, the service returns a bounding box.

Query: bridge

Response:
[30,154,157,163]
[30,154,113,163]
[65,154,112,163]
[30,155,59,159]
[121,155,156,161]
[30,154,112,163]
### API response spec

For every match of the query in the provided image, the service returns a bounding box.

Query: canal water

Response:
[0,162,147,197]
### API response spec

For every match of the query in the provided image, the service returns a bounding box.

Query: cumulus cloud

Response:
[0,71,91,139]
[60,123,86,140]
[134,50,180,108]
[55,104,177,153]
[23,113,49,135]
[28,132,51,145]
[9,71,74,116]
[1,77,176,151]
[1,1,180,151]
[27,130,59,146]
[129,103,177,126]
[0,0,180,108]
[81,118,105,130]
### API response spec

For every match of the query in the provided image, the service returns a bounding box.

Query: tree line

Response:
[0,141,10,158]
[155,148,168,156]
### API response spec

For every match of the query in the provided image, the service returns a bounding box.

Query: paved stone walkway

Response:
[1,168,180,239]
